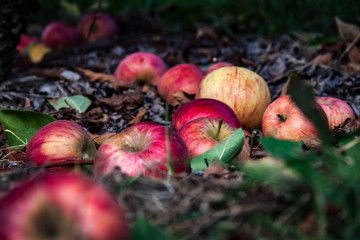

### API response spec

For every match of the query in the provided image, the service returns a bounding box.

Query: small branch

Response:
[78,0,104,66]
[335,33,360,70]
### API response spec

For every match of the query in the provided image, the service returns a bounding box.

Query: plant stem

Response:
[277,114,287,123]
[215,118,224,141]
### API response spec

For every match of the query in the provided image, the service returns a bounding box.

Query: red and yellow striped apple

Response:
[42,22,81,48]
[93,121,191,178]
[77,12,118,41]
[262,95,321,142]
[205,61,234,74]
[115,52,167,85]
[0,172,129,240]
[158,63,205,106]
[178,117,250,164]
[196,66,270,130]
[26,120,96,168]
[316,96,356,129]
[172,98,242,131]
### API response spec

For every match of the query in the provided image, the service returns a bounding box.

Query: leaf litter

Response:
[1,16,360,239]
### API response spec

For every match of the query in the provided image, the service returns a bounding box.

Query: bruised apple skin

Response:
[158,63,205,106]
[26,120,96,168]
[77,12,118,41]
[196,66,270,130]
[0,172,129,240]
[114,52,167,85]
[93,122,191,178]
[178,117,250,164]
[172,98,242,131]
[262,95,322,142]
[316,96,356,129]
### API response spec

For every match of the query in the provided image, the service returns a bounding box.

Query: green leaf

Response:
[243,157,304,196]
[261,137,304,160]
[287,74,333,146]
[49,95,91,113]
[132,215,177,240]
[0,109,56,148]
[191,128,245,172]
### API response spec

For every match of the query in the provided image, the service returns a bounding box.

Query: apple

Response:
[158,63,205,106]
[178,117,250,164]
[205,61,234,74]
[262,95,321,142]
[316,96,356,129]
[77,12,118,41]
[196,66,270,130]
[93,121,191,178]
[172,98,242,131]
[114,52,167,85]
[42,22,81,48]
[0,171,129,240]
[16,34,39,53]
[26,120,96,168]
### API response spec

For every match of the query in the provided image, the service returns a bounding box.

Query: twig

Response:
[78,0,104,66]
[335,33,360,70]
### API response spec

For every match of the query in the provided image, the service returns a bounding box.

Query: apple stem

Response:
[215,118,224,141]
[277,114,287,123]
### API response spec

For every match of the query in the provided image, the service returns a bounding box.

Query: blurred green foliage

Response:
[32,0,360,35]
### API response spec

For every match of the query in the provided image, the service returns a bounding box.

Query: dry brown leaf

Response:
[24,67,67,78]
[281,77,291,96]
[335,16,360,42]
[347,62,360,73]
[128,106,150,125]
[302,135,322,150]
[203,159,229,178]
[196,27,218,40]
[312,52,333,66]
[96,94,144,111]
[77,67,133,89]
[89,132,116,146]
[172,90,191,105]
[348,45,360,63]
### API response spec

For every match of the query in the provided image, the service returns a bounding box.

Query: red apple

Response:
[114,52,167,85]
[178,117,250,164]
[26,120,96,168]
[78,12,118,41]
[205,61,234,74]
[16,34,39,53]
[42,22,81,48]
[158,63,205,106]
[262,95,321,142]
[196,66,270,130]
[0,171,129,240]
[316,96,356,129]
[172,98,242,131]
[93,121,191,178]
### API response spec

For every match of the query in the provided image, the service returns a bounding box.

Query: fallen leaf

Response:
[128,106,150,125]
[96,94,144,111]
[281,76,291,96]
[203,159,229,178]
[348,45,360,63]
[89,132,116,146]
[335,17,360,42]
[346,62,360,73]
[312,52,333,66]
[77,67,133,89]
[29,43,51,63]
[172,90,191,105]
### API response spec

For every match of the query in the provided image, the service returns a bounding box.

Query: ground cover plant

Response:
[1,1,360,239]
